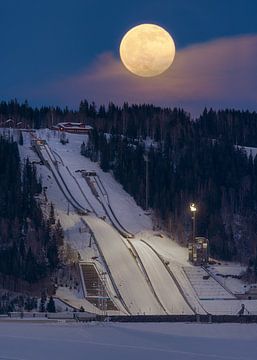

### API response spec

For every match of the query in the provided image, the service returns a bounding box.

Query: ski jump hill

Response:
[16,129,255,317]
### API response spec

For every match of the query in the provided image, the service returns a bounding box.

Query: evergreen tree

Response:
[80,141,86,156]
[47,241,59,270]
[54,220,64,246]
[39,293,46,312]
[46,296,56,313]
[18,131,23,145]
[24,248,39,283]
[49,203,55,225]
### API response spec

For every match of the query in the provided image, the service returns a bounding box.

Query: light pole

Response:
[190,203,197,243]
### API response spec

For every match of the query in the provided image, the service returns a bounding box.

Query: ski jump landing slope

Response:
[38,142,164,315]
[85,216,165,315]
[132,240,194,315]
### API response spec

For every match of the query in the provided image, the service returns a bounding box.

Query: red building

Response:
[53,122,93,134]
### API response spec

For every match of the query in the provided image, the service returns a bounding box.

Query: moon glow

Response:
[120,24,176,77]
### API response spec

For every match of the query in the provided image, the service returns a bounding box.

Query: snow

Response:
[208,263,247,295]
[167,264,207,314]
[7,128,257,316]
[75,176,105,215]
[38,129,152,234]
[183,267,235,300]
[85,216,165,315]
[55,287,101,314]
[236,145,257,159]
[133,232,207,314]
[132,240,193,314]
[135,230,189,266]
[200,299,257,315]
[27,131,166,314]
[0,322,257,360]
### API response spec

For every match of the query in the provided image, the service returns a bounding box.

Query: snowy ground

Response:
[0,321,257,360]
[208,263,247,295]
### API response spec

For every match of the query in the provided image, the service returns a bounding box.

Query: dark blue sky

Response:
[1,0,257,110]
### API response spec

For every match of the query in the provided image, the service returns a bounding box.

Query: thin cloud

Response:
[33,34,257,116]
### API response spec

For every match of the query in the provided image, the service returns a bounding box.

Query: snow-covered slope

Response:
[13,128,257,316]
[39,129,152,234]
[85,216,165,315]
[132,240,193,314]
[33,137,165,314]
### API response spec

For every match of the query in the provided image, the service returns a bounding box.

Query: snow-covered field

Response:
[0,321,257,360]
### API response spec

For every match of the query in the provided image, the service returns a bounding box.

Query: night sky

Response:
[1,0,257,115]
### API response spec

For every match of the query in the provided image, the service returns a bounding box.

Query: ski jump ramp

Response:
[85,216,165,315]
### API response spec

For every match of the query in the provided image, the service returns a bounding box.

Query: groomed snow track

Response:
[90,175,133,238]
[83,216,165,315]
[65,166,97,215]
[132,239,195,315]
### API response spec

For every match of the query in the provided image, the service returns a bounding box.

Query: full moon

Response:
[120,24,176,77]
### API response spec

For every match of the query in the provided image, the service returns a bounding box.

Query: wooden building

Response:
[52,122,93,134]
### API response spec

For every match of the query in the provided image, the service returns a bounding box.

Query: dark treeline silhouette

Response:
[1,99,257,147]
[0,135,63,284]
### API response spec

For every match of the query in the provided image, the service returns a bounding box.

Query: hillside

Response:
[1,101,257,315]
[1,101,257,263]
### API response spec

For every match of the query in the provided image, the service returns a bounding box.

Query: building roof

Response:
[54,122,93,130]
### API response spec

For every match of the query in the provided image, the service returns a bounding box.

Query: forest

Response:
[0,135,63,287]
[1,99,257,272]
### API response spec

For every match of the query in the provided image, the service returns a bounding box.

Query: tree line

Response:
[0,135,63,284]
[1,99,257,147]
